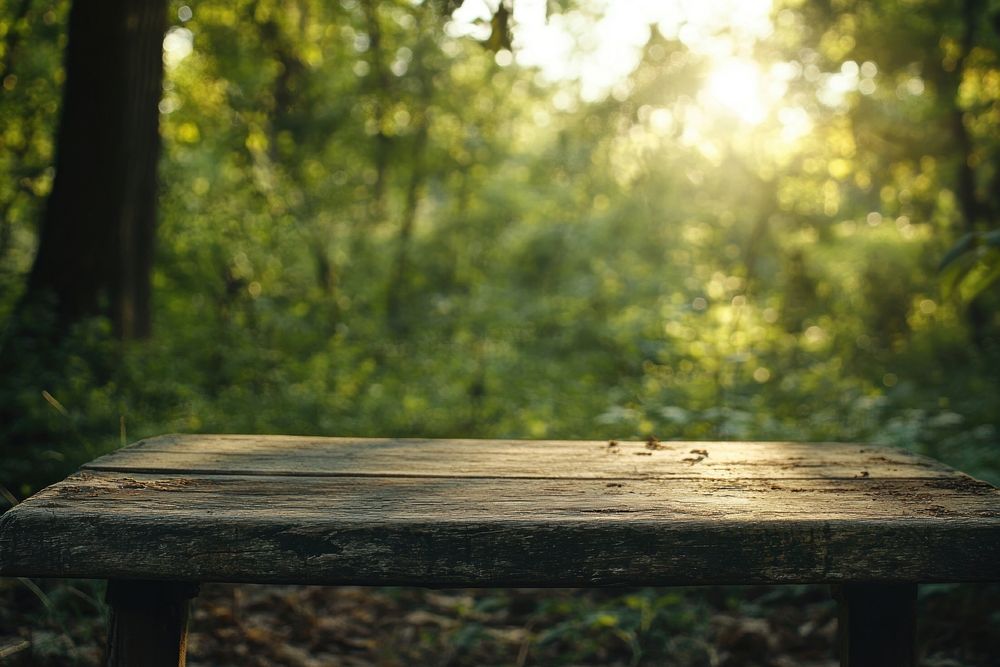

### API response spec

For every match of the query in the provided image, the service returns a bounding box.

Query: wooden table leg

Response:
[105,580,200,667]
[835,583,917,667]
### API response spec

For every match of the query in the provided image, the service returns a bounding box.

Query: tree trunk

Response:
[385,16,432,335]
[385,121,428,335]
[362,0,390,226]
[938,0,989,347]
[20,0,165,340]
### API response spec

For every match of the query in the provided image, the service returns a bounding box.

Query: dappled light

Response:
[10,0,987,467]
[1,0,999,660]
[163,26,193,68]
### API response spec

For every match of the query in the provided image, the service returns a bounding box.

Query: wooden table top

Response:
[2,434,998,585]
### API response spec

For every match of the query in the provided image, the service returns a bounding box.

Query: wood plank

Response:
[82,435,957,479]
[2,471,998,584]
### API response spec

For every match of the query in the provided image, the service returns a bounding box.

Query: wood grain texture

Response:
[81,435,955,480]
[2,467,999,585]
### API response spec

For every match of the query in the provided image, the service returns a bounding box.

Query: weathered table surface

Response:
[2,434,998,586]
[2,434,999,666]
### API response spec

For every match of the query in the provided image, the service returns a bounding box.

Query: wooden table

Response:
[2,435,999,666]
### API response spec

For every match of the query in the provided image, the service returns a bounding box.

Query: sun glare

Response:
[450,0,776,100]
[704,59,769,125]
[448,0,820,148]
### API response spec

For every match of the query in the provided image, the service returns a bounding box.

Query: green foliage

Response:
[1,0,999,500]
[533,589,711,665]
[0,577,107,665]
[941,230,1000,301]
[0,0,66,319]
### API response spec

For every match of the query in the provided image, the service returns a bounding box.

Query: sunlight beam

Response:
[703,59,769,125]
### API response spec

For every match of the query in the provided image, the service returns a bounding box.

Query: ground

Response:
[1,580,998,666]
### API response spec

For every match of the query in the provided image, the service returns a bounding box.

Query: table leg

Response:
[105,580,200,667]
[835,583,917,667]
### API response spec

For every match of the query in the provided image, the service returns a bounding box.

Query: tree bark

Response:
[20,0,166,339]
[362,0,390,226]
[385,15,433,335]
[386,120,429,335]
[939,0,989,347]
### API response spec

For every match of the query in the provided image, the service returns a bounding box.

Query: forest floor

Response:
[2,580,999,666]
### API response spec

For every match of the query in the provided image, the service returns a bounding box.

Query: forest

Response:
[1,0,999,664]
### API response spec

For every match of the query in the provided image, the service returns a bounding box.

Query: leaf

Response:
[41,390,70,418]
[939,232,1000,301]
[982,228,1000,247]
[940,255,974,298]
[484,2,512,52]
[938,232,976,271]
[546,0,575,20]
[432,0,469,16]
[958,249,1000,302]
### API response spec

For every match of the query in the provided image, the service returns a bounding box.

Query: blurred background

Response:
[2,0,999,496]
[1,0,999,664]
